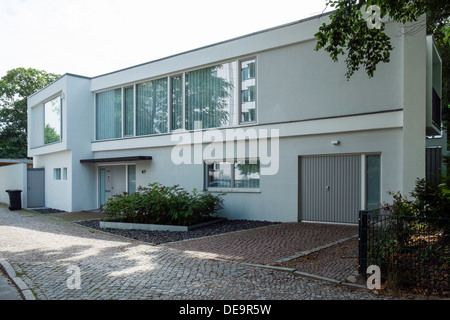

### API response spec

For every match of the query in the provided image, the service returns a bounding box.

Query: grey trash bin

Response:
[5,190,22,211]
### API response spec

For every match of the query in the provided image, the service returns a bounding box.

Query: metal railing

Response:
[359,208,450,291]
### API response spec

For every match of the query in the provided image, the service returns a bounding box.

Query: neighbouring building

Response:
[0,159,33,168]
[27,13,444,224]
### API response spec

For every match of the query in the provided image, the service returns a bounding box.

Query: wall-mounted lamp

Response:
[142,170,147,174]
[332,140,340,146]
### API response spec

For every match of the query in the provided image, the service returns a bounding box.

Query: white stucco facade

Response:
[27,14,444,223]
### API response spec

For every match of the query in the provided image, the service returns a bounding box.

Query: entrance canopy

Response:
[80,156,152,164]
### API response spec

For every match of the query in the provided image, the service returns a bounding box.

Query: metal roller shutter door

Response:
[300,154,361,224]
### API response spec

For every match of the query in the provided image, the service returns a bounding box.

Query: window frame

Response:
[43,94,62,145]
[239,57,257,124]
[184,62,238,130]
[94,56,258,141]
[53,168,62,180]
[135,77,169,137]
[95,87,123,141]
[127,164,137,194]
[365,154,381,210]
[169,74,185,132]
[123,86,135,137]
[205,158,261,193]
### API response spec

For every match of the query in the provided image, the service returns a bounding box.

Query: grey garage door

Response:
[299,154,361,224]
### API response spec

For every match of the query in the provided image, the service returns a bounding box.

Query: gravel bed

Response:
[32,208,66,214]
[75,219,279,245]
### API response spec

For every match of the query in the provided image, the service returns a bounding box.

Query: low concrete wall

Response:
[0,163,27,208]
[100,218,225,232]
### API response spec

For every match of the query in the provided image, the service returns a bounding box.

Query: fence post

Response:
[359,211,368,275]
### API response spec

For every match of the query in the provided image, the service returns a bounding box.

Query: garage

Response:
[299,154,364,224]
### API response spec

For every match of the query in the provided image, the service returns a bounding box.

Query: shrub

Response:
[100,182,224,226]
[372,178,450,291]
[410,178,450,239]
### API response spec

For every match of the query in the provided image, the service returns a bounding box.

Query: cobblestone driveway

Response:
[0,206,387,300]
[164,222,358,265]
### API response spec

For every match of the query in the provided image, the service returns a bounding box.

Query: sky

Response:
[0,0,331,78]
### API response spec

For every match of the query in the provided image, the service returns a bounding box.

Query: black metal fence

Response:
[359,208,450,291]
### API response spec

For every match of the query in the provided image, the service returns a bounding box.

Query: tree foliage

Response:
[315,0,450,79]
[0,68,60,158]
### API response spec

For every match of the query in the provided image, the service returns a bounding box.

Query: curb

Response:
[0,253,36,300]
[200,255,370,292]
[242,261,369,291]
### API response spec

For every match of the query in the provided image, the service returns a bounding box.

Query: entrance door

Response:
[27,168,45,208]
[299,155,362,224]
[99,166,126,206]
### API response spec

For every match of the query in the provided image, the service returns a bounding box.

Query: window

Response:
[171,75,183,131]
[366,155,381,210]
[136,78,168,136]
[234,160,260,188]
[207,162,233,188]
[44,96,62,144]
[99,168,106,206]
[242,60,255,80]
[62,168,68,180]
[124,87,134,136]
[96,89,122,140]
[53,168,61,180]
[95,57,256,140]
[240,59,256,123]
[207,159,260,190]
[185,62,236,130]
[432,88,441,128]
[127,165,136,193]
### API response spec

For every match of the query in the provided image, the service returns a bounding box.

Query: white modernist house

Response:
[27,14,444,224]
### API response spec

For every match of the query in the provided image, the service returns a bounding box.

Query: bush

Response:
[373,178,450,292]
[410,178,450,239]
[100,182,224,226]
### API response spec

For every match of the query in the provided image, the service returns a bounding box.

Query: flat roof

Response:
[92,12,332,80]
[29,11,333,98]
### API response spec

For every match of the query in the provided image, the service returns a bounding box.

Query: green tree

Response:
[0,68,60,158]
[315,0,449,80]
[315,0,450,171]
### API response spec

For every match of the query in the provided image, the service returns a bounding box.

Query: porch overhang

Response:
[80,156,152,164]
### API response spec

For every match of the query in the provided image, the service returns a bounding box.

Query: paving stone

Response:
[0,206,389,300]
[164,222,358,265]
